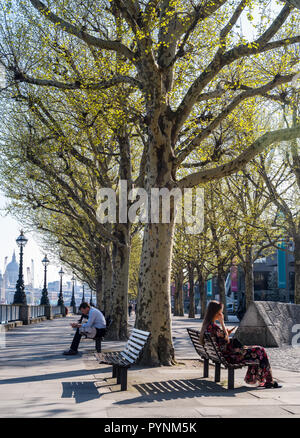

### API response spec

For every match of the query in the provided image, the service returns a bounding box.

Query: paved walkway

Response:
[0,314,300,418]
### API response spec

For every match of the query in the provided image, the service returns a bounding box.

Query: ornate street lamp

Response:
[81,283,85,303]
[70,274,76,309]
[40,255,50,305]
[89,289,94,307]
[57,267,65,306]
[13,230,28,304]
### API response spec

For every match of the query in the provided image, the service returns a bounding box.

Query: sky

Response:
[0,192,72,286]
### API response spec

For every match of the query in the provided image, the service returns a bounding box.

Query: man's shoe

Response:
[63,349,78,356]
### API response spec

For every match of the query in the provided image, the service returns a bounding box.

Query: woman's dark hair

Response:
[79,302,90,310]
[199,300,223,344]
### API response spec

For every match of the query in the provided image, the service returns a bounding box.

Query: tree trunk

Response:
[173,268,184,316]
[197,267,207,319]
[294,234,300,304]
[244,246,254,310]
[101,247,112,316]
[135,104,176,365]
[95,267,103,310]
[136,221,175,366]
[217,265,227,321]
[188,264,195,318]
[107,224,131,341]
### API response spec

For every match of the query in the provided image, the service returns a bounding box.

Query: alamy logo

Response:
[96,180,204,234]
[291,324,300,348]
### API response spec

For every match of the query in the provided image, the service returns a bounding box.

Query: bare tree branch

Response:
[175,73,297,164]
[29,0,135,61]
[173,3,294,135]
[178,125,300,188]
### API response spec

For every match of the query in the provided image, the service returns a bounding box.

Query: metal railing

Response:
[30,305,45,319]
[0,305,20,324]
[0,304,66,324]
[67,306,79,314]
[52,305,63,316]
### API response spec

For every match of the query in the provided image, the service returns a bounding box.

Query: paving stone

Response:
[196,406,295,418]
[280,406,300,415]
[106,407,202,418]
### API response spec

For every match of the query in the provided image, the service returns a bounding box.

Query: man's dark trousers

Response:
[70,327,106,352]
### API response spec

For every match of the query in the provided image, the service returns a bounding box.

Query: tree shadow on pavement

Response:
[115,378,251,404]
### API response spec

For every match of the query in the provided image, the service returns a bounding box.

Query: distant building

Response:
[1,251,38,304]
[3,251,19,289]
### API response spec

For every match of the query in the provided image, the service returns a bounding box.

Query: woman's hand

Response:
[228,327,237,335]
[217,313,225,324]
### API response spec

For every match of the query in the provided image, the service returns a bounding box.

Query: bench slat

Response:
[187,328,209,360]
[129,334,148,346]
[127,336,146,347]
[127,339,144,350]
[126,342,142,355]
[98,331,150,373]
[130,331,149,341]
[132,328,150,336]
[123,345,140,357]
[204,333,230,366]
[123,351,139,363]
[121,351,135,363]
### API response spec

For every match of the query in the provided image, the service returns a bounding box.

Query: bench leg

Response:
[112,365,118,379]
[215,363,221,382]
[228,368,234,390]
[203,359,209,378]
[116,367,121,384]
[95,338,102,353]
[120,367,128,391]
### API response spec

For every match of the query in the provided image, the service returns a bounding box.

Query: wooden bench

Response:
[187,328,259,389]
[187,327,210,378]
[97,328,150,391]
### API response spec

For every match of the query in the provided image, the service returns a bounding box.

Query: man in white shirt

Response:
[63,302,106,355]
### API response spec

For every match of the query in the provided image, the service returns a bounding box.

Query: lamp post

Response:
[13,230,28,305]
[57,267,65,306]
[90,289,94,307]
[70,274,76,311]
[40,255,50,305]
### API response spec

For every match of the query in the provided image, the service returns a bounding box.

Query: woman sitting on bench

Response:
[199,301,281,389]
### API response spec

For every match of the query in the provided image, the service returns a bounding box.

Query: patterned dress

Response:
[206,322,273,385]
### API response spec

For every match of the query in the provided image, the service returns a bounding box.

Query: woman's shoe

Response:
[260,381,282,389]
